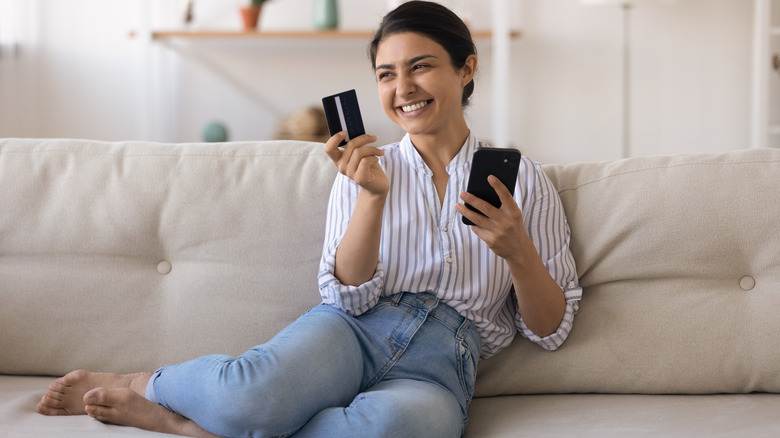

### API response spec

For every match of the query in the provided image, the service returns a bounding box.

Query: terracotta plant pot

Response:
[240,5,262,30]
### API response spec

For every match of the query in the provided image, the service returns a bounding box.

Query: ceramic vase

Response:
[240,5,262,30]
[314,0,338,30]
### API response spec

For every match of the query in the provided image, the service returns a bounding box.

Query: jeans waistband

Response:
[391,292,469,334]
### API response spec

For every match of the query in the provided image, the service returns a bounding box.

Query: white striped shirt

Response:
[318,133,582,358]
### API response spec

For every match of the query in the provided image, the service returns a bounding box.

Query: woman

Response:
[37,2,581,437]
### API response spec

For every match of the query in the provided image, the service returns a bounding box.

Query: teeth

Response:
[401,101,429,113]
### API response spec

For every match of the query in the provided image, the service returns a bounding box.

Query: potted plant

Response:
[240,0,270,30]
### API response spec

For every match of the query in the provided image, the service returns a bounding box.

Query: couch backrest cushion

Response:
[0,139,334,375]
[475,148,780,396]
[4,139,780,396]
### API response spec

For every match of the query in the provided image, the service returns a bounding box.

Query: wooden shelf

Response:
[136,29,521,41]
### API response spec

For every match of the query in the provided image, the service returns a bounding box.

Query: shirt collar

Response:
[399,132,479,176]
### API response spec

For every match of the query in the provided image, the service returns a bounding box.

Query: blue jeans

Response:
[145,292,481,438]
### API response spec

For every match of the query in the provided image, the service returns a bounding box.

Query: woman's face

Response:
[374,32,475,140]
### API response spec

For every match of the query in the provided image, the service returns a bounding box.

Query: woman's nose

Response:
[396,73,416,97]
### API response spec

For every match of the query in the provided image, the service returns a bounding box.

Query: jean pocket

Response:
[456,336,478,404]
[361,297,394,317]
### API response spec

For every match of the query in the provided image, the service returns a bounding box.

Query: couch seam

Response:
[555,158,780,195]
[0,149,325,159]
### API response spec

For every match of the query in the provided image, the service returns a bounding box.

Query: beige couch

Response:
[1,138,779,437]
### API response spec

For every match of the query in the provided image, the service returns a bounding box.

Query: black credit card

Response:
[322,89,366,147]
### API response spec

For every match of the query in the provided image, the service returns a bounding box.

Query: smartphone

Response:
[462,147,522,226]
[322,89,366,147]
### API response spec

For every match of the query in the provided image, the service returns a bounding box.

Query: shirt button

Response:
[445,257,453,264]
[441,225,448,232]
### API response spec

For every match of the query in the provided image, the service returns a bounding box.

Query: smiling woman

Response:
[369,0,478,108]
[372,32,476,150]
[37,2,581,437]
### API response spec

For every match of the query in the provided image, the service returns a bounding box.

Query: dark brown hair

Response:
[369,1,477,107]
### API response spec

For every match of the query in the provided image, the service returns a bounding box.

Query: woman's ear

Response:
[461,54,478,87]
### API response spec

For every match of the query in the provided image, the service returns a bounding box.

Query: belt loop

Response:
[391,292,403,306]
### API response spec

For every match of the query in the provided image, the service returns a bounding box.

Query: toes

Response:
[55,370,87,389]
[37,402,68,416]
[84,388,115,423]
[61,369,91,384]
[37,370,104,417]
[84,387,135,408]
[84,387,108,407]
[39,392,64,408]
[37,392,68,415]
[83,387,139,426]
[47,380,69,395]
[85,404,115,424]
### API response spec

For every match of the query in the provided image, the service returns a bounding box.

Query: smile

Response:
[400,100,431,113]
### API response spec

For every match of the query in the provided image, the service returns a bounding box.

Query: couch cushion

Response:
[6,376,779,437]
[476,148,780,396]
[0,139,334,376]
[466,393,780,437]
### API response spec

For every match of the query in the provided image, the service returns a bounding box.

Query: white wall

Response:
[0,0,148,141]
[0,0,755,164]
[517,0,752,163]
[142,0,515,149]
[631,0,752,156]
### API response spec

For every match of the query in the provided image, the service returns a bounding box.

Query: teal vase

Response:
[314,0,338,30]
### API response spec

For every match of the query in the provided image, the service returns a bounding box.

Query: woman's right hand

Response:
[324,131,389,197]
[324,131,388,288]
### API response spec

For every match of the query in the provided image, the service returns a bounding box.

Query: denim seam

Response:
[364,309,418,389]
[364,301,437,390]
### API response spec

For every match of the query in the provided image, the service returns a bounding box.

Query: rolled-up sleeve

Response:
[317,173,385,315]
[517,285,582,351]
[515,160,582,351]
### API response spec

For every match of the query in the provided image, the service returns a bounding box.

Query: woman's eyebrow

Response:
[407,54,436,65]
[375,54,437,71]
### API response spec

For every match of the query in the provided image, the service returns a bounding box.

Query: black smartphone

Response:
[322,89,366,147]
[462,147,522,226]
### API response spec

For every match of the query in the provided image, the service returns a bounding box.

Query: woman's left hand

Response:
[456,175,531,263]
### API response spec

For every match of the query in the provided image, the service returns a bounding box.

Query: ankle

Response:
[128,373,153,398]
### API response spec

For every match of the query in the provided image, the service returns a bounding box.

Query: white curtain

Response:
[0,0,39,59]
[0,0,19,57]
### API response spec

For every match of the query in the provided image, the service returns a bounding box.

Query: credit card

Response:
[322,89,366,147]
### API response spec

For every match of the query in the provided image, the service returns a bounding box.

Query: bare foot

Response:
[84,387,220,438]
[37,370,151,416]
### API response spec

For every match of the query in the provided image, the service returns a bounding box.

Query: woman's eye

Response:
[413,64,428,71]
[378,71,393,80]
